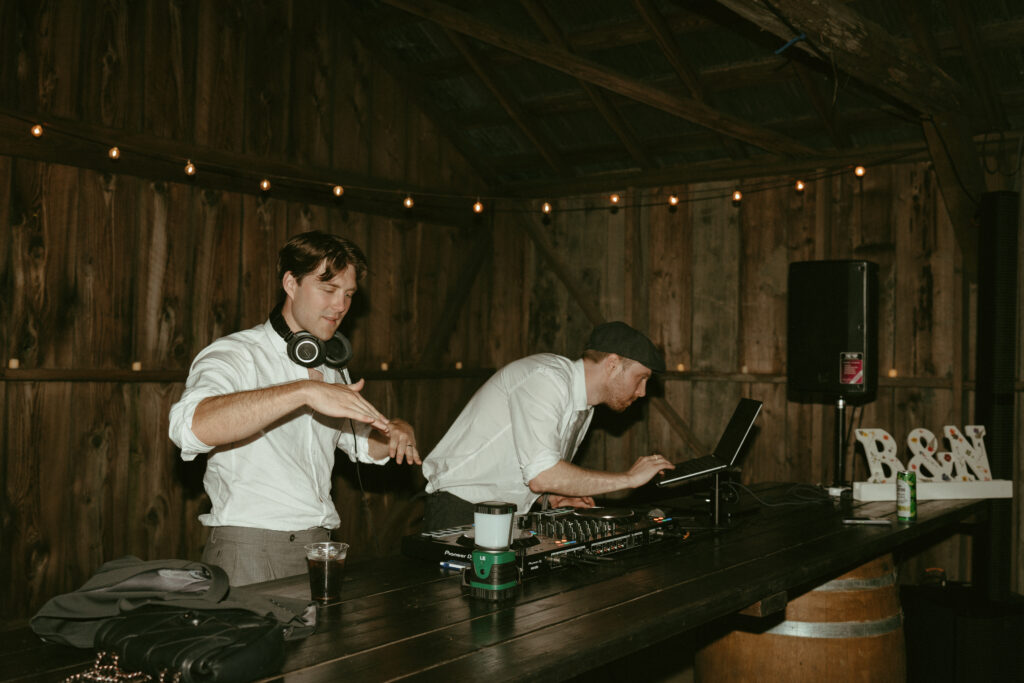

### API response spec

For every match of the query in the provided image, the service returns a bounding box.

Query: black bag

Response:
[93,604,286,683]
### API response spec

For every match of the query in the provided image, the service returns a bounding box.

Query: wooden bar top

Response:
[2,484,990,682]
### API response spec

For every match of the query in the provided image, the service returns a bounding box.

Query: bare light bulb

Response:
[108,146,120,160]
[403,195,414,209]
[259,178,271,192]
[184,160,196,176]
[731,189,742,204]
[332,185,344,197]
[795,179,805,192]
[668,195,679,206]
[31,124,43,137]
[473,200,484,214]
[854,165,866,177]
[610,193,620,204]
[541,202,552,214]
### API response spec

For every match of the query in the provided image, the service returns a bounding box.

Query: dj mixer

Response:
[402,505,686,576]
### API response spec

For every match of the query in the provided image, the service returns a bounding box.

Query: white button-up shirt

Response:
[168,320,380,531]
[422,354,593,514]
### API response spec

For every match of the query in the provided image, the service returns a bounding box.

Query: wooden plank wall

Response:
[1,1,1021,623]
[0,0,494,621]
[500,167,1022,594]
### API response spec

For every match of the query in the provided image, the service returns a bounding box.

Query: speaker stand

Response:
[828,397,850,497]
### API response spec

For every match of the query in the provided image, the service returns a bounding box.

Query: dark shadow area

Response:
[903,583,1024,682]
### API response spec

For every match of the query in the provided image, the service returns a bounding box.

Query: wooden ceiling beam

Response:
[520,0,655,169]
[381,0,817,157]
[496,132,1024,197]
[413,16,1024,77]
[444,29,570,176]
[633,0,749,160]
[710,0,969,115]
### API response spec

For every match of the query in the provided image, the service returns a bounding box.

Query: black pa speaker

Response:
[787,260,879,404]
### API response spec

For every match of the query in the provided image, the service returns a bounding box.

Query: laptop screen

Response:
[656,398,763,487]
[713,398,763,466]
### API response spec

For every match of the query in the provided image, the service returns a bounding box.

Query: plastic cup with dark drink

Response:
[304,541,348,604]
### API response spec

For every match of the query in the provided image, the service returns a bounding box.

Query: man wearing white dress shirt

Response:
[169,231,420,586]
[421,322,674,529]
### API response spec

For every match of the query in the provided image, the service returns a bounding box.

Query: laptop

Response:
[657,398,762,487]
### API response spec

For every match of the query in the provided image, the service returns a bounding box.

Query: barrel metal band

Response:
[811,570,897,592]
[764,613,903,639]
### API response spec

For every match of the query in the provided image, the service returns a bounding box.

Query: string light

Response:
[16,122,908,214]
[888,368,898,378]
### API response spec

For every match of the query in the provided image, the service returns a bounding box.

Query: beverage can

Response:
[896,470,917,521]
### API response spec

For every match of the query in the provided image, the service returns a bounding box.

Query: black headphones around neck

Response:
[269,302,352,369]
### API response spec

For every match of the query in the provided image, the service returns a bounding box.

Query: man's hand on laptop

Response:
[628,453,675,487]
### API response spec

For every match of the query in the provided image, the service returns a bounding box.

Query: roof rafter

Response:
[381,0,817,157]
[444,28,570,176]
[632,0,749,160]
[710,0,968,115]
[519,0,655,169]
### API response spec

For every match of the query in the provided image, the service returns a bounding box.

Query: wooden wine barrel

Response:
[696,554,906,682]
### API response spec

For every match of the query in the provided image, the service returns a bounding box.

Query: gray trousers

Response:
[201,525,330,586]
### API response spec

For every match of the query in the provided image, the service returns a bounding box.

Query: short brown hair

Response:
[277,231,368,284]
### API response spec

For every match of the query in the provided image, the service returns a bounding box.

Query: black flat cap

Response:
[585,321,665,372]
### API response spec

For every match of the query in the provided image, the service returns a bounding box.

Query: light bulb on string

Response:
[609,193,620,205]
[259,178,271,192]
[403,195,414,209]
[30,124,43,137]
[854,165,866,178]
[541,201,552,215]
[108,146,120,160]
[184,160,196,176]
[473,199,484,214]
[731,189,742,205]
[332,185,344,197]
[795,179,805,192]
[668,195,679,206]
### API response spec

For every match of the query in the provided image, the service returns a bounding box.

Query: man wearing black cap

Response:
[421,321,675,529]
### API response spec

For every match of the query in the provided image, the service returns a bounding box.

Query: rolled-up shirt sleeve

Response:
[508,370,569,484]
[168,346,255,461]
[336,418,382,465]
